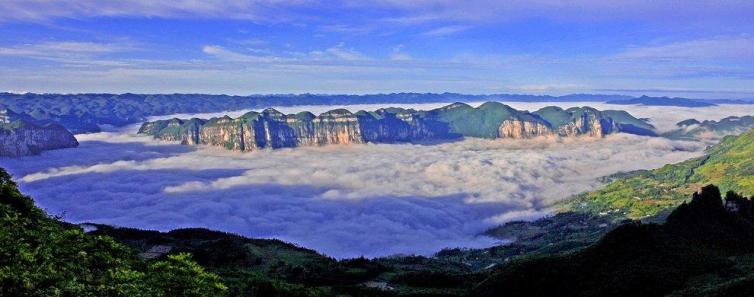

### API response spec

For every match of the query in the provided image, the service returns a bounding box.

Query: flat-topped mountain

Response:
[0,108,78,157]
[138,102,655,152]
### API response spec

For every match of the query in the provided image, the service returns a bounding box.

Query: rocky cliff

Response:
[0,109,79,157]
[498,119,552,138]
[533,106,656,137]
[138,102,655,152]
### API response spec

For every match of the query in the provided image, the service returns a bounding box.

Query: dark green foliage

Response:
[474,185,754,297]
[532,106,572,127]
[427,102,534,138]
[145,253,227,297]
[483,212,620,262]
[8,153,754,297]
[567,129,754,219]
[0,168,226,297]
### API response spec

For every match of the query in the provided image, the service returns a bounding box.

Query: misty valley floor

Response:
[4,102,753,258]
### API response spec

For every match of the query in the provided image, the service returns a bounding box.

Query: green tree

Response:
[146,253,227,297]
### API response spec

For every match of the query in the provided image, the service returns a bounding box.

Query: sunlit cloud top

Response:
[1,0,753,98]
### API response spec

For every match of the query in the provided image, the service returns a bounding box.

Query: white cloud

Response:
[202,45,290,63]
[367,0,754,25]
[390,44,412,61]
[6,102,747,258]
[322,43,369,61]
[617,36,754,61]
[0,0,315,22]
[3,0,754,26]
[205,43,369,63]
[0,41,134,59]
[421,25,470,37]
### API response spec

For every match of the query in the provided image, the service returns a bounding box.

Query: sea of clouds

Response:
[4,102,754,258]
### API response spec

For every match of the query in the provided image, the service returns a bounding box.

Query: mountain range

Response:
[0,92,747,134]
[605,95,718,107]
[138,102,655,152]
[3,119,754,296]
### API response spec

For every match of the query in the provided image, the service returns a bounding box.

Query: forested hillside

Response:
[476,185,754,297]
[565,129,754,219]
[0,169,227,296]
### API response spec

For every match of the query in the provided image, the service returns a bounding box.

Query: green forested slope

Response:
[0,169,227,297]
[565,129,754,219]
[475,185,754,297]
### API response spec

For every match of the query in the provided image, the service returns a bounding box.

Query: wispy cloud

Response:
[205,43,370,63]
[7,0,752,26]
[0,41,134,58]
[0,0,316,22]
[321,42,369,61]
[202,45,291,63]
[421,25,470,37]
[390,44,412,61]
[617,36,754,61]
[341,0,754,36]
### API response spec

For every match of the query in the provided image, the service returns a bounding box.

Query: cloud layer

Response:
[5,103,754,258]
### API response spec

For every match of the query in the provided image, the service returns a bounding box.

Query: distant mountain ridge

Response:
[663,116,754,140]
[605,95,718,107]
[1,92,742,133]
[138,102,655,152]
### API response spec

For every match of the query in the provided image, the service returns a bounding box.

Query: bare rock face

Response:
[498,119,552,138]
[534,106,653,138]
[555,113,616,137]
[309,109,364,145]
[0,109,79,157]
[138,102,655,152]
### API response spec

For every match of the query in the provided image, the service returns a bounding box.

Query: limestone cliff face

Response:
[138,102,655,152]
[0,120,79,157]
[309,110,364,145]
[140,109,369,152]
[555,113,618,137]
[498,119,552,138]
[138,118,204,145]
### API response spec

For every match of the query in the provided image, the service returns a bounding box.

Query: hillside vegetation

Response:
[564,129,754,219]
[475,185,754,297]
[6,165,754,296]
[0,167,484,296]
[0,169,227,296]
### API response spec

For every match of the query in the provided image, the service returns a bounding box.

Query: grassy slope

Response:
[564,129,754,219]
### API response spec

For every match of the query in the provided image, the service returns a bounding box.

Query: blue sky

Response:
[1,1,754,98]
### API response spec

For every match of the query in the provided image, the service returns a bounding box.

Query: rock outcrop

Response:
[534,106,655,137]
[0,109,79,157]
[498,119,552,138]
[138,102,655,152]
